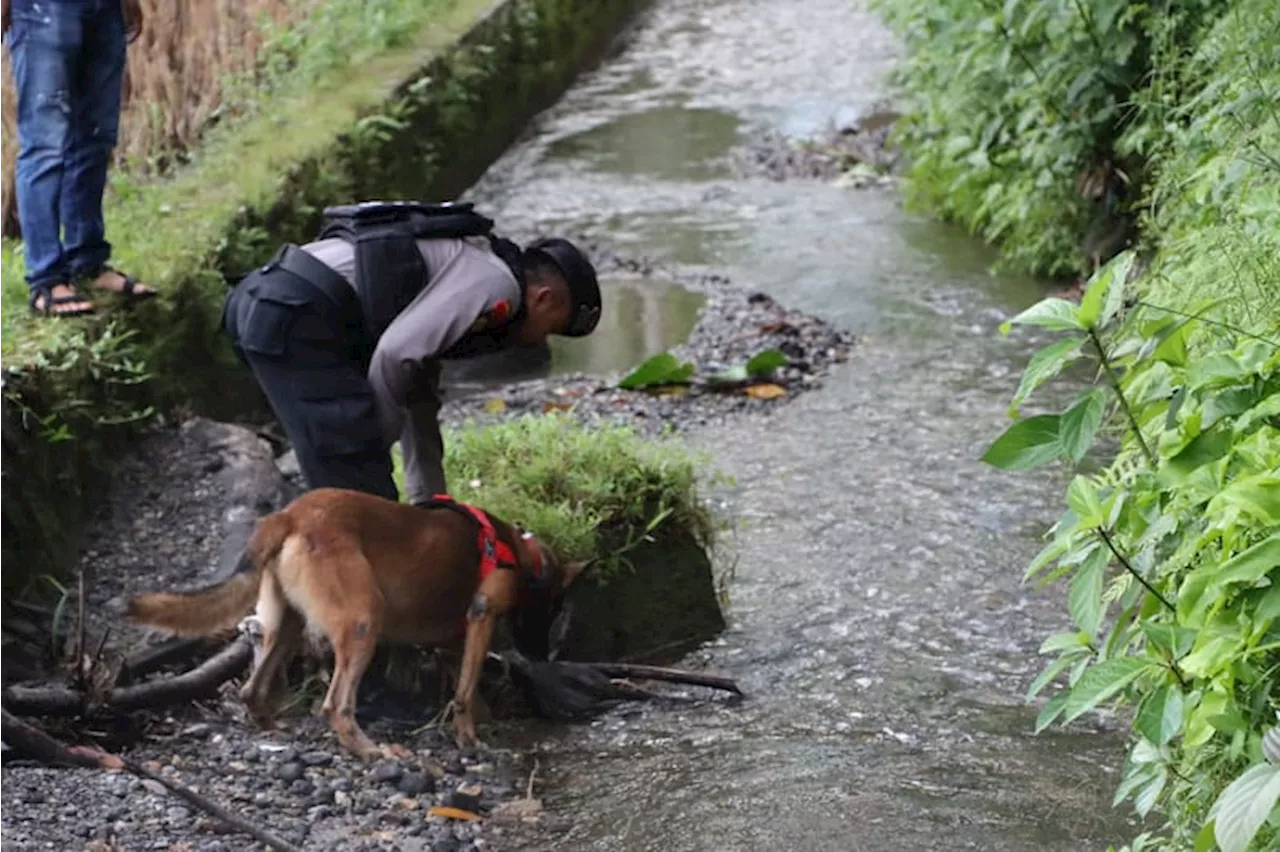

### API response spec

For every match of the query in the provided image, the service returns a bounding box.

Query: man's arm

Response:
[366,240,520,501]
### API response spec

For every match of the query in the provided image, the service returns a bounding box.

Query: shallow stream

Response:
[465,1,1135,849]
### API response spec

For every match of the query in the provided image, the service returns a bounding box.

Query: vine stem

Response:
[1093,527,1188,689]
[1096,526,1174,611]
[1087,326,1158,468]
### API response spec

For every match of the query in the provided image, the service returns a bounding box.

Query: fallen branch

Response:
[1,708,100,768]
[115,636,217,687]
[582,662,743,695]
[1,709,300,852]
[119,754,303,852]
[3,637,251,718]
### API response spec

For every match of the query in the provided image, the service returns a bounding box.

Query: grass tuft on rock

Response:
[394,413,722,580]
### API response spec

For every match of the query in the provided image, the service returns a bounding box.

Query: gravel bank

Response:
[1,246,856,851]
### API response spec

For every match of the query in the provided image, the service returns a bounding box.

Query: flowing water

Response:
[466,0,1136,848]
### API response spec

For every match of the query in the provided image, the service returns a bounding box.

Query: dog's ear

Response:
[559,559,592,591]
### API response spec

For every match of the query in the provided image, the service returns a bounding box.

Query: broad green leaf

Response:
[1214,534,1280,588]
[1212,763,1280,852]
[1034,692,1069,734]
[982,414,1063,471]
[1027,654,1081,700]
[1162,426,1233,485]
[1062,656,1154,723]
[1180,636,1238,679]
[999,298,1083,335]
[1189,354,1251,391]
[1098,251,1133,329]
[1135,685,1184,746]
[746,348,788,376]
[618,352,695,390]
[1207,478,1280,528]
[1194,820,1217,852]
[1040,631,1093,654]
[1061,389,1107,463]
[1078,250,1133,329]
[1025,534,1073,581]
[1066,476,1105,527]
[1008,336,1086,415]
[1203,386,1259,430]
[1069,547,1108,637]
[1135,768,1168,817]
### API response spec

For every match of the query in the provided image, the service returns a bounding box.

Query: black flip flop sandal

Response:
[28,284,96,318]
[87,264,157,300]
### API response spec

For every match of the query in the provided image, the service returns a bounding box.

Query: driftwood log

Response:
[2,637,251,718]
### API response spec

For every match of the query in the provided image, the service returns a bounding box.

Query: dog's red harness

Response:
[419,495,546,636]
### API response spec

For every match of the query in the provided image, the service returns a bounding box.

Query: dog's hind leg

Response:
[239,573,302,725]
[306,551,386,760]
[322,613,382,760]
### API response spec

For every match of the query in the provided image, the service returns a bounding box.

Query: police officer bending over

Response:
[223,200,601,506]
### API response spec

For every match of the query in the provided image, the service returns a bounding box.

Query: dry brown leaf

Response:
[428,806,483,821]
[745,383,787,399]
[542,401,574,413]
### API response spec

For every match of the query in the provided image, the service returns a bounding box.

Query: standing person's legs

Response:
[224,272,398,501]
[7,0,93,315]
[64,0,154,299]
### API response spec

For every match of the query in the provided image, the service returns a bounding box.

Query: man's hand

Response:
[122,0,143,43]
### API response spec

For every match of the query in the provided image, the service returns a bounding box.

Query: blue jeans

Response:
[5,0,126,293]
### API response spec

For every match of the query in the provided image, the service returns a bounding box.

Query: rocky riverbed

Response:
[440,246,854,432]
[0,244,854,850]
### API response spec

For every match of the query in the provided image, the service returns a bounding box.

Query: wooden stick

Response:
[119,755,303,852]
[75,570,87,695]
[581,662,743,695]
[3,637,251,717]
[0,709,301,852]
[115,636,217,687]
[1,708,100,768]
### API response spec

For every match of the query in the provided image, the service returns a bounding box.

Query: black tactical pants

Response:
[222,245,397,502]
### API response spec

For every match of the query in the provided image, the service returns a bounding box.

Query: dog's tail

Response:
[126,512,293,636]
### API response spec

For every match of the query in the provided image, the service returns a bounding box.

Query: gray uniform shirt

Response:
[302,235,521,503]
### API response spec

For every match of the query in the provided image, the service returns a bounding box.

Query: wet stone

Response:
[398,772,434,796]
[301,750,333,767]
[277,762,305,782]
[369,760,404,784]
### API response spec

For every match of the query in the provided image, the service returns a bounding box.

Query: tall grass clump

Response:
[394,413,723,578]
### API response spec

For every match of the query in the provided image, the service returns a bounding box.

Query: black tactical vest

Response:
[316,201,526,353]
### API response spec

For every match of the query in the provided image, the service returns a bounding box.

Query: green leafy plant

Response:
[984,251,1280,850]
[619,347,789,391]
[618,352,696,390]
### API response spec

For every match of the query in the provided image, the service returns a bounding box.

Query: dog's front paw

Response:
[380,742,413,760]
[453,715,479,750]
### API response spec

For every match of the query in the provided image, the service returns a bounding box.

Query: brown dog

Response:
[126,487,585,759]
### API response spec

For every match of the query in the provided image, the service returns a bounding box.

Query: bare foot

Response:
[30,284,95,317]
[87,267,156,299]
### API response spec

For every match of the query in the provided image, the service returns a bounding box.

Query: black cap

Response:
[526,238,601,337]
